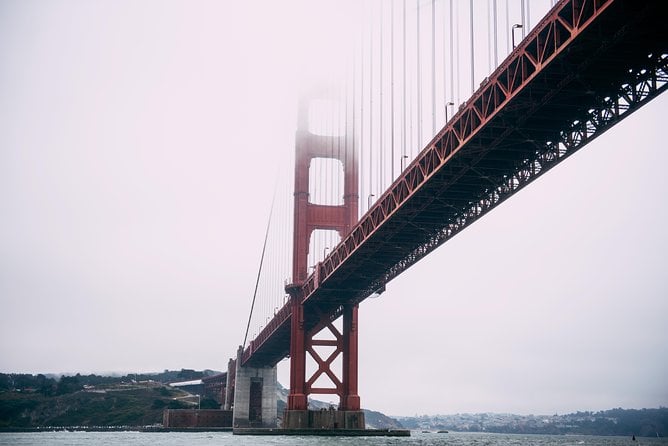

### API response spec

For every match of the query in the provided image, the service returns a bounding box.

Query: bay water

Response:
[1,431,666,446]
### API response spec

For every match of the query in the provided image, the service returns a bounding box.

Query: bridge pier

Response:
[232,346,277,428]
[283,408,365,430]
[285,281,364,429]
[223,357,235,410]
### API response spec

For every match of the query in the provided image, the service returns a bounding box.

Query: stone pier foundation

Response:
[283,409,365,429]
[232,347,277,428]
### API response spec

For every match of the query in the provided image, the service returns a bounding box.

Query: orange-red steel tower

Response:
[286,90,360,414]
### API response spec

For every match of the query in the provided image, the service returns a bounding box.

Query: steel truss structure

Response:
[241,0,667,370]
[377,50,668,293]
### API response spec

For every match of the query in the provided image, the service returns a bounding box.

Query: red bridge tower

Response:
[284,90,364,429]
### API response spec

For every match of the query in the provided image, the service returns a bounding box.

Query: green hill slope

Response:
[0,372,200,428]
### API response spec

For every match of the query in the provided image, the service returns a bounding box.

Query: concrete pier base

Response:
[232,348,277,428]
[283,409,365,430]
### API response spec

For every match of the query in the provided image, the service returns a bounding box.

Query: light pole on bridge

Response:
[512,24,523,49]
[400,155,409,171]
[445,101,455,123]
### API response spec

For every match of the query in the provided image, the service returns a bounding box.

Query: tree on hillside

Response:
[56,375,82,395]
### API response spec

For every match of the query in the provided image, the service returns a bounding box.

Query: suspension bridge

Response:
[212,0,666,432]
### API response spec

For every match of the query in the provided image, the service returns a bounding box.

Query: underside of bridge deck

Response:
[242,0,667,369]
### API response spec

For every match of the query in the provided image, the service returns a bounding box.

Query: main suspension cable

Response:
[242,181,277,350]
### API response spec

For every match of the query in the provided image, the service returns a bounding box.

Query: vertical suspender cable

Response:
[332,83,336,209]
[360,6,365,216]
[526,0,530,33]
[487,0,492,74]
[328,84,332,212]
[449,0,454,105]
[431,0,436,135]
[391,0,395,180]
[280,151,284,309]
[327,85,331,213]
[379,0,384,195]
[340,81,344,208]
[402,0,407,168]
[333,83,337,208]
[493,0,498,67]
[348,55,352,214]
[442,0,447,119]
[352,23,357,220]
[416,0,422,149]
[408,4,414,161]
[369,0,374,211]
[333,85,338,213]
[277,174,282,313]
[318,101,323,209]
[505,0,510,55]
[521,0,526,39]
[335,85,339,209]
[470,0,475,94]
[455,0,460,105]
[270,188,275,319]
[332,85,335,241]
[347,43,351,213]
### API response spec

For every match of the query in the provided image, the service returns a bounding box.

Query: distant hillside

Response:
[0,369,221,394]
[363,408,404,430]
[0,371,403,429]
[0,370,215,428]
[0,382,188,428]
[396,408,668,437]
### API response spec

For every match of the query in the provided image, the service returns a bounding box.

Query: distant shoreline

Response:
[0,426,232,433]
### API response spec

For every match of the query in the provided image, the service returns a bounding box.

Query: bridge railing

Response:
[241,300,292,365]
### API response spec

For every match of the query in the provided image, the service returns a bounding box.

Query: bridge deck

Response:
[243,0,668,367]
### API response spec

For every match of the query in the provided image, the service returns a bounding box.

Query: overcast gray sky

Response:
[1,0,666,417]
